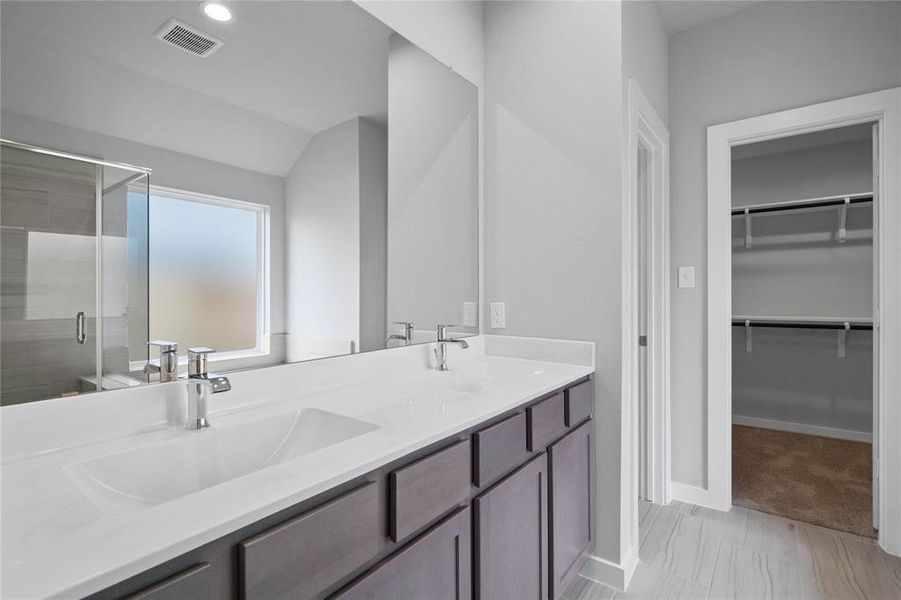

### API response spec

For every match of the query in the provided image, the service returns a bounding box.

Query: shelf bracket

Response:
[838,321,850,358]
[744,208,752,249]
[837,197,850,243]
[745,319,752,353]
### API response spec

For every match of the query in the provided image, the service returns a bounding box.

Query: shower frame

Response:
[0,138,152,394]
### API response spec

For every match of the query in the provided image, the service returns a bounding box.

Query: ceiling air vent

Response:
[154,18,223,57]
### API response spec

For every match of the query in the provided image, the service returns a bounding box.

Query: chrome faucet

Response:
[435,324,469,371]
[185,347,231,430]
[388,321,414,345]
[144,340,179,383]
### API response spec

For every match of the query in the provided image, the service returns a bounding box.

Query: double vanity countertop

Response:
[0,335,595,599]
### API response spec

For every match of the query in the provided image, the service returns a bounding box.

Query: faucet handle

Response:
[187,347,215,377]
[437,324,455,340]
[394,321,414,338]
[147,340,178,353]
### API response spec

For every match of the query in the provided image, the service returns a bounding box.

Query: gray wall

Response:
[732,139,874,436]
[356,0,484,87]
[622,0,668,124]
[484,0,624,561]
[668,0,900,486]
[359,119,389,353]
[386,34,479,335]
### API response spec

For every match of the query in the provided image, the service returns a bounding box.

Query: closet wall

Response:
[731,131,874,439]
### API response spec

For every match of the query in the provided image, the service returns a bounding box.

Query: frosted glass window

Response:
[149,191,263,354]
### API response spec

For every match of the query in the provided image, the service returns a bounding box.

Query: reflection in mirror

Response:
[0,1,479,406]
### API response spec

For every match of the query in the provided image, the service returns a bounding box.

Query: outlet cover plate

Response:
[490,302,506,329]
[462,302,478,327]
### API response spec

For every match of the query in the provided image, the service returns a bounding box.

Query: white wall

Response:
[387,35,479,335]
[0,110,287,339]
[668,1,901,487]
[355,0,483,87]
[483,0,624,562]
[285,117,388,357]
[286,119,362,353]
[622,0,668,123]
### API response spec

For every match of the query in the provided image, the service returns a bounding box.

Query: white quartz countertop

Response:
[1,336,594,599]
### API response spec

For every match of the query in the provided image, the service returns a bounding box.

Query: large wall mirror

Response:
[0,1,479,406]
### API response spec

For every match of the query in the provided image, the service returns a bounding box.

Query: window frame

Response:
[144,184,271,366]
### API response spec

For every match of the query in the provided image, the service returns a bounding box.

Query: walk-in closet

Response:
[730,123,877,537]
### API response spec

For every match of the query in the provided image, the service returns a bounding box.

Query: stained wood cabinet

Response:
[548,421,593,599]
[93,378,594,600]
[473,454,549,600]
[333,507,471,600]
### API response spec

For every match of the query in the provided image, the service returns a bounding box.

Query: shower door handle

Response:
[76,311,86,344]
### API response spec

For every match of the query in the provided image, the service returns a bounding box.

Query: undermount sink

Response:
[66,409,379,514]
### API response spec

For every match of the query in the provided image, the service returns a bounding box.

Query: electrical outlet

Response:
[490,302,506,329]
[462,302,478,327]
[678,266,695,289]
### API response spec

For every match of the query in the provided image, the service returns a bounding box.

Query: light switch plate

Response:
[462,302,478,327]
[678,266,696,289]
[489,302,506,329]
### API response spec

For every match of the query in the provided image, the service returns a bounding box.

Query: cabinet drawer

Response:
[473,412,528,487]
[238,482,381,600]
[565,380,593,427]
[527,393,566,451]
[126,563,211,600]
[390,439,471,542]
[332,507,471,600]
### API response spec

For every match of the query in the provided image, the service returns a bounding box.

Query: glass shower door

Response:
[0,145,100,405]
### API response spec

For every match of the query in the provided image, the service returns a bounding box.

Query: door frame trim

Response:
[624,78,671,551]
[705,87,901,556]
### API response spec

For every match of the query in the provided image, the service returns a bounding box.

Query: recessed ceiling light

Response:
[200,1,233,23]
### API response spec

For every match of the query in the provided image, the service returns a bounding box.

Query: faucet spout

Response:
[435,324,470,371]
[185,347,230,430]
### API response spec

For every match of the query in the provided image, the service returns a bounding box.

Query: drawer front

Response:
[239,482,381,600]
[390,439,471,542]
[332,507,471,600]
[473,412,529,487]
[126,563,211,600]
[527,393,566,451]
[565,380,593,427]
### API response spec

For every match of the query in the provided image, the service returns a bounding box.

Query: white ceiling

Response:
[0,1,392,176]
[656,1,766,34]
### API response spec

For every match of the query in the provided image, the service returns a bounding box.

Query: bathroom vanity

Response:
[1,336,596,600]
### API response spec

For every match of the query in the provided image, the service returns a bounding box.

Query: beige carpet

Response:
[732,425,875,538]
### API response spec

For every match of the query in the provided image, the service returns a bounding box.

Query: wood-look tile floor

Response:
[563,500,901,600]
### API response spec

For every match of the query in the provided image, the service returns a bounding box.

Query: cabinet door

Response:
[333,506,471,600]
[473,454,548,600]
[548,421,593,599]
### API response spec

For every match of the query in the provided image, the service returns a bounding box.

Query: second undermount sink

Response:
[66,409,379,514]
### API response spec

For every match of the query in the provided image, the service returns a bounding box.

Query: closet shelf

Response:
[731,192,872,216]
[731,315,873,330]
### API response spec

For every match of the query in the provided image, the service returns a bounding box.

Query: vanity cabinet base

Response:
[91,377,593,600]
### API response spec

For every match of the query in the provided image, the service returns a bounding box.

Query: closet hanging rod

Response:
[731,318,873,331]
[731,192,872,216]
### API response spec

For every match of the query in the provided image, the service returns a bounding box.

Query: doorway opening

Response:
[729,123,877,537]
[706,88,901,556]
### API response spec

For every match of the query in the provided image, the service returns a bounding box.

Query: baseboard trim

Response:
[670,481,730,512]
[580,546,638,591]
[733,415,872,443]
